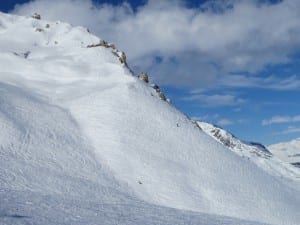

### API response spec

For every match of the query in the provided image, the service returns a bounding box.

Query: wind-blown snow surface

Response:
[269,138,300,168]
[0,13,299,225]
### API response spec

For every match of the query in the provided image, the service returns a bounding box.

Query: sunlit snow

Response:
[0,12,299,225]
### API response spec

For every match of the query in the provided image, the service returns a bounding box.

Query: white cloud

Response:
[11,0,300,87]
[262,115,300,125]
[190,74,300,93]
[218,74,300,90]
[191,115,209,121]
[182,93,245,107]
[217,118,234,126]
[273,126,300,135]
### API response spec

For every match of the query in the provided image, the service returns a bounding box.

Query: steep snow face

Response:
[0,13,300,225]
[0,82,131,201]
[197,121,300,181]
[269,138,300,168]
[0,83,268,225]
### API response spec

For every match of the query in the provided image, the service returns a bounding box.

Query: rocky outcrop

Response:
[87,41,170,102]
[32,13,41,20]
[87,40,129,68]
[35,28,43,32]
[139,72,149,83]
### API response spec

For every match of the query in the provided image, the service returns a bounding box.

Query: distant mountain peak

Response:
[269,138,300,168]
[196,121,300,180]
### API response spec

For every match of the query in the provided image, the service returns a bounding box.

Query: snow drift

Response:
[0,12,299,225]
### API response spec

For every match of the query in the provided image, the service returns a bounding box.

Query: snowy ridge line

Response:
[86,39,133,73]
[85,36,171,103]
[196,121,300,181]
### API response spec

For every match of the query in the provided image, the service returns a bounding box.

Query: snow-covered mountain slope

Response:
[0,81,269,225]
[0,12,299,225]
[269,138,300,168]
[197,121,300,180]
[197,121,272,157]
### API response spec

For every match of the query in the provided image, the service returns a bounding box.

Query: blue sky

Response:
[1,0,300,145]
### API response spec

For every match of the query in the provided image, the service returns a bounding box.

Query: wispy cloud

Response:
[11,0,300,87]
[217,118,233,126]
[273,126,300,135]
[217,74,300,91]
[191,115,208,121]
[262,115,300,125]
[182,94,245,107]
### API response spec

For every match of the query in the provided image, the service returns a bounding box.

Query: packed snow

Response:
[0,12,299,225]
